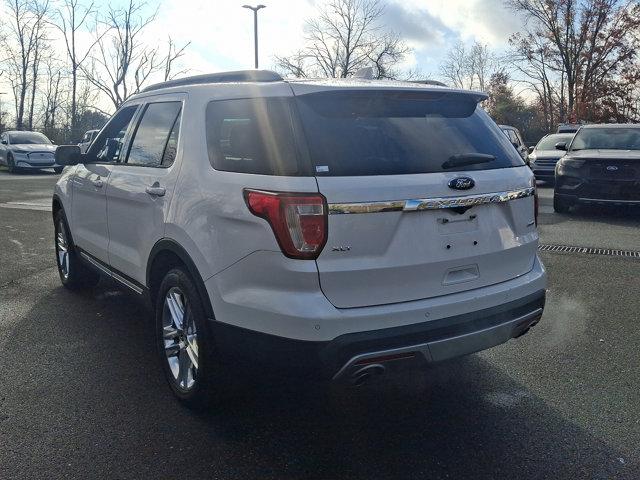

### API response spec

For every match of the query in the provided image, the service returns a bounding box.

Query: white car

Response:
[0,131,61,173]
[52,70,547,407]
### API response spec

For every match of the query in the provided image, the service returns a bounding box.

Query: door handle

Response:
[91,178,103,188]
[146,185,166,197]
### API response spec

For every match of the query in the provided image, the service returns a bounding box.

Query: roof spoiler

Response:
[141,70,284,93]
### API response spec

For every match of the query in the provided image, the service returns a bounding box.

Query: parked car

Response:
[557,123,582,133]
[0,131,61,173]
[528,133,575,182]
[78,129,99,153]
[554,124,640,213]
[52,70,547,407]
[500,125,529,161]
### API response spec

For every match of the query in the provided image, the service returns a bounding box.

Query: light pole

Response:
[242,4,266,69]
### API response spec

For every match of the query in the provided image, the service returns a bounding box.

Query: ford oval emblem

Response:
[448,177,475,190]
[606,165,619,171]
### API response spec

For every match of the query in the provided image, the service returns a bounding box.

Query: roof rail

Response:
[141,70,284,93]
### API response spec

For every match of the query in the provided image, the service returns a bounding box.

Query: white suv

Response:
[53,70,546,407]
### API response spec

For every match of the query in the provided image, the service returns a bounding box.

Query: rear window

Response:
[206,98,301,175]
[536,133,574,151]
[296,91,523,176]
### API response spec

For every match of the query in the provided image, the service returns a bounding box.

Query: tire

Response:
[155,267,227,409]
[7,154,16,173]
[54,210,100,289]
[54,166,63,174]
[553,194,572,214]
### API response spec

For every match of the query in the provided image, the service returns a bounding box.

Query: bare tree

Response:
[506,0,640,121]
[81,0,156,108]
[26,0,49,130]
[163,37,190,81]
[508,33,560,131]
[439,42,468,89]
[440,41,498,90]
[1,0,50,129]
[53,0,105,138]
[42,57,63,130]
[468,42,496,92]
[82,0,189,108]
[274,0,409,79]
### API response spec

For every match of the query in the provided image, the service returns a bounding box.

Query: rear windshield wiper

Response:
[441,153,496,170]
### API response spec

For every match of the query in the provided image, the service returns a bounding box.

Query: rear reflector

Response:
[244,189,328,259]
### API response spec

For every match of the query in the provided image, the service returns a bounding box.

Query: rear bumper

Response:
[206,253,547,378]
[210,289,545,380]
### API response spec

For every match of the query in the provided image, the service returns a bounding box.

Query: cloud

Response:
[383,1,451,45]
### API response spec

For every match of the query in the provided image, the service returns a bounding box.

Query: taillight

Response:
[244,189,327,259]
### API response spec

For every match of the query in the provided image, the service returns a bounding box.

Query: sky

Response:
[0,0,524,118]
[142,0,521,79]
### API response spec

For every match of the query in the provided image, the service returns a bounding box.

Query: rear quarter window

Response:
[205,98,303,176]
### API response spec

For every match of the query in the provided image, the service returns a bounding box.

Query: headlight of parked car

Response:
[560,157,585,168]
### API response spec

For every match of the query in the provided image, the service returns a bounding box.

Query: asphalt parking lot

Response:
[1,169,639,479]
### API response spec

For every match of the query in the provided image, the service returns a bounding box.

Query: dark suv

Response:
[554,124,640,213]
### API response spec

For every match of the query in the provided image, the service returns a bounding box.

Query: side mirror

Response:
[511,141,519,150]
[55,145,82,166]
[1,139,7,145]
[555,142,567,151]
[528,146,535,154]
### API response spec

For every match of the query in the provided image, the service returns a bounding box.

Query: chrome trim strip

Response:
[328,187,535,215]
[579,197,640,205]
[332,307,543,381]
[79,252,144,295]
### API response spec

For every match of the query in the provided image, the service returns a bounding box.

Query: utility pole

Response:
[242,4,266,69]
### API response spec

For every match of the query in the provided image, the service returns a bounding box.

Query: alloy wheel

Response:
[162,287,199,391]
[56,220,70,279]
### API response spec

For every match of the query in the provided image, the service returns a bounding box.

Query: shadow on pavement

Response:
[0,279,636,480]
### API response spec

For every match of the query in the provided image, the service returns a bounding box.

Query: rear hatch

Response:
[293,86,538,308]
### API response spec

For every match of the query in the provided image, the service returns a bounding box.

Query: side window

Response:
[127,102,182,167]
[205,98,300,175]
[88,106,138,163]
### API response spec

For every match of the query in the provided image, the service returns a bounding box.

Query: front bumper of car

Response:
[555,165,640,205]
[13,153,59,170]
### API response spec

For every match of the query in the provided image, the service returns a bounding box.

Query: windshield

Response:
[570,127,640,151]
[8,132,51,145]
[296,91,523,176]
[536,133,574,151]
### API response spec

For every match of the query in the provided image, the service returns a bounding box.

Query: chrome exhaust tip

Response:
[351,363,386,387]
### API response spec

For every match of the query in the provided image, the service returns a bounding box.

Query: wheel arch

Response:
[52,194,63,218]
[51,194,78,247]
[147,239,214,319]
